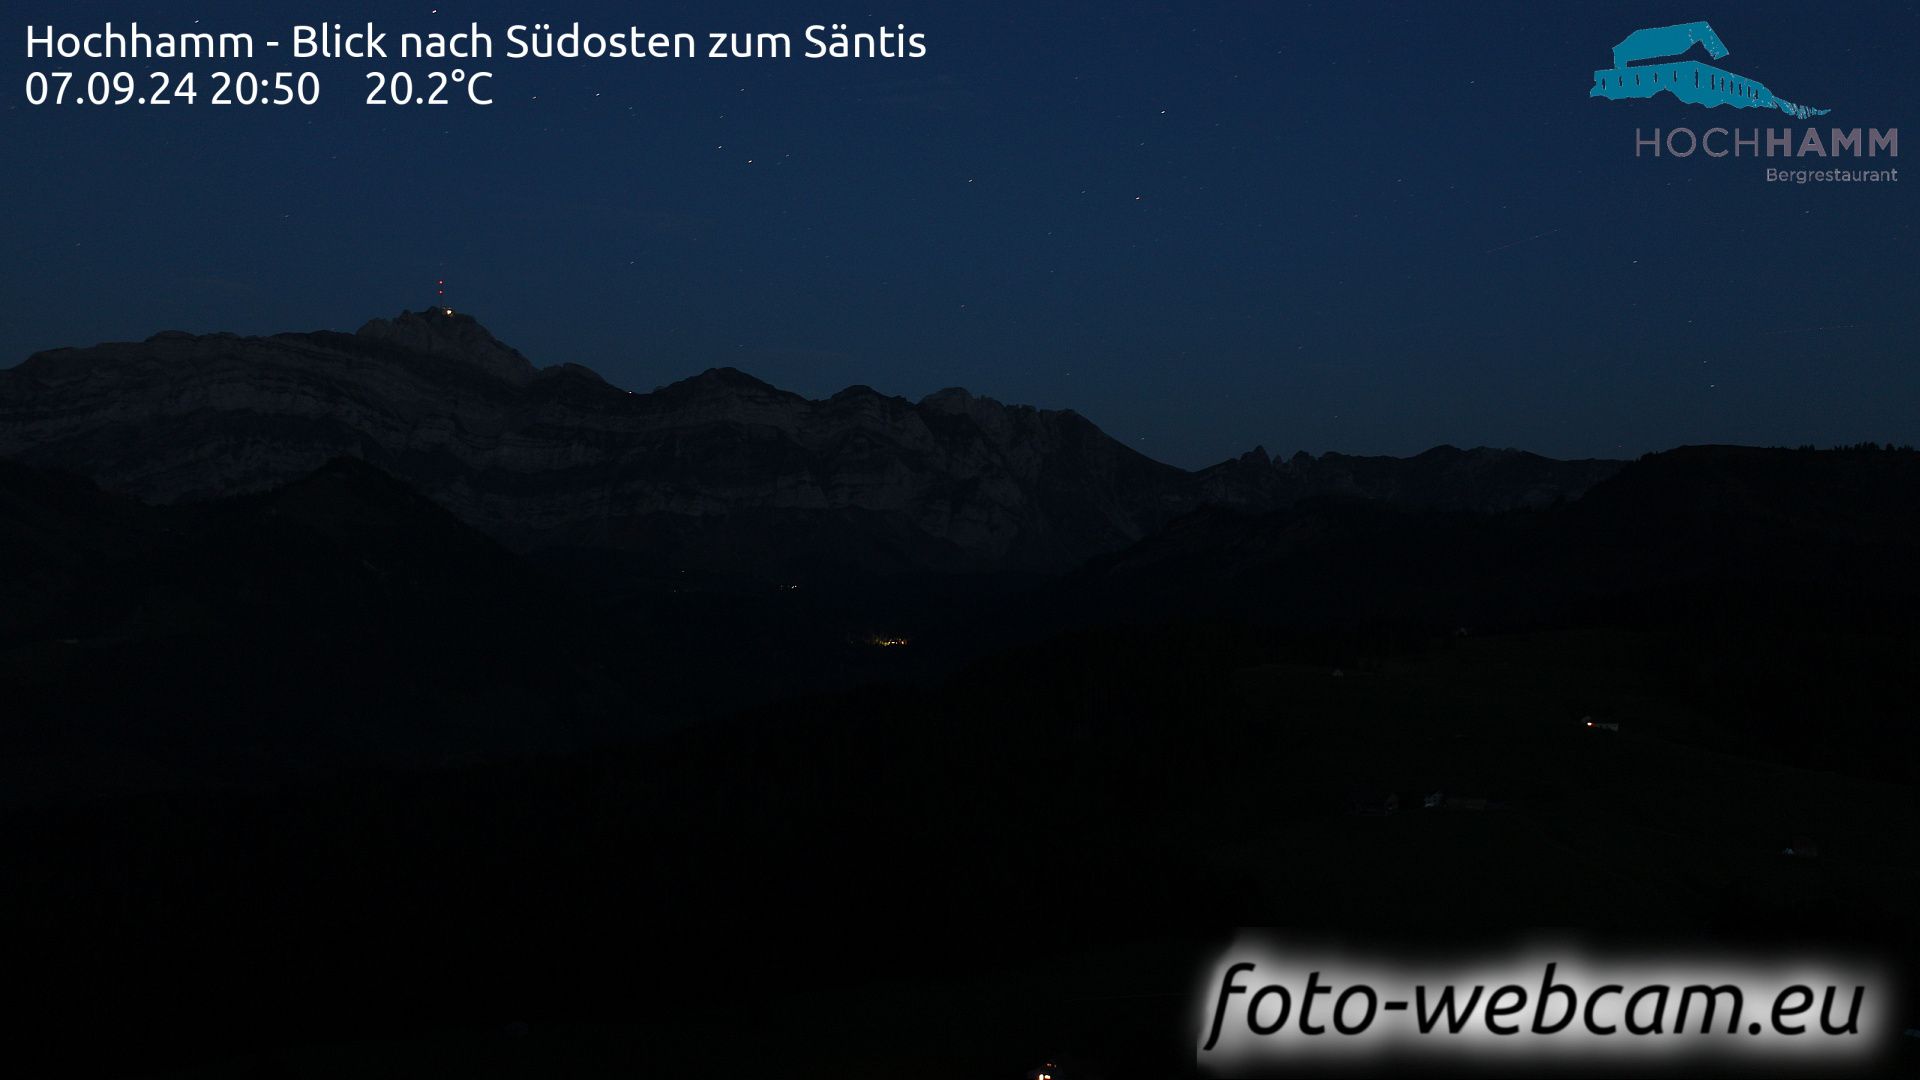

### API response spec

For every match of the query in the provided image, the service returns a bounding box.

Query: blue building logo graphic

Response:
[1590,22,1828,119]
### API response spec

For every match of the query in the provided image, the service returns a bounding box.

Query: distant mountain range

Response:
[0,307,1623,576]
[1051,443,1920,634]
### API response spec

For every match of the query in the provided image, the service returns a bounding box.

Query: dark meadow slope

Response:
[0,452,1053,804]
[7,581,1918,1077]
[10,443,1913,794]
[1028,444,1920,781]
[0,456,651,799]
[0,447,1916,1075]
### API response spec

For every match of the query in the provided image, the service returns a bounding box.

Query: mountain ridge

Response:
[0,308,1625,575]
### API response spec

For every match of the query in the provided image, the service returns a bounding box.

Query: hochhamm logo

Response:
[1590,21,1898,179]
[1589,21,1827,120]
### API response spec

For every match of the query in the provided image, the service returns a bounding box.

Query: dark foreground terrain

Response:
[3,327,1918,1076]
[8,619,1919,1076]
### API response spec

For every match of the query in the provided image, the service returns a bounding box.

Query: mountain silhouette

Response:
[0,309,1620,577]
[3,316,1918,1077]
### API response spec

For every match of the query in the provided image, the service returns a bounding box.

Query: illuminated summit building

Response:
[1589,22,1828,120]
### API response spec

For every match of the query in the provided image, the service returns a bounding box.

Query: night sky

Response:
[2,1,1913,468]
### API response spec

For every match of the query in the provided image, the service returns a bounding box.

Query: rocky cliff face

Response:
[0,308,1200,574]
[0,308,1624,576]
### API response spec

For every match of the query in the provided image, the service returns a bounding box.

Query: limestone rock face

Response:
[0,310,1624,576]
[355,307,538,385]
[0,311,1197,573]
